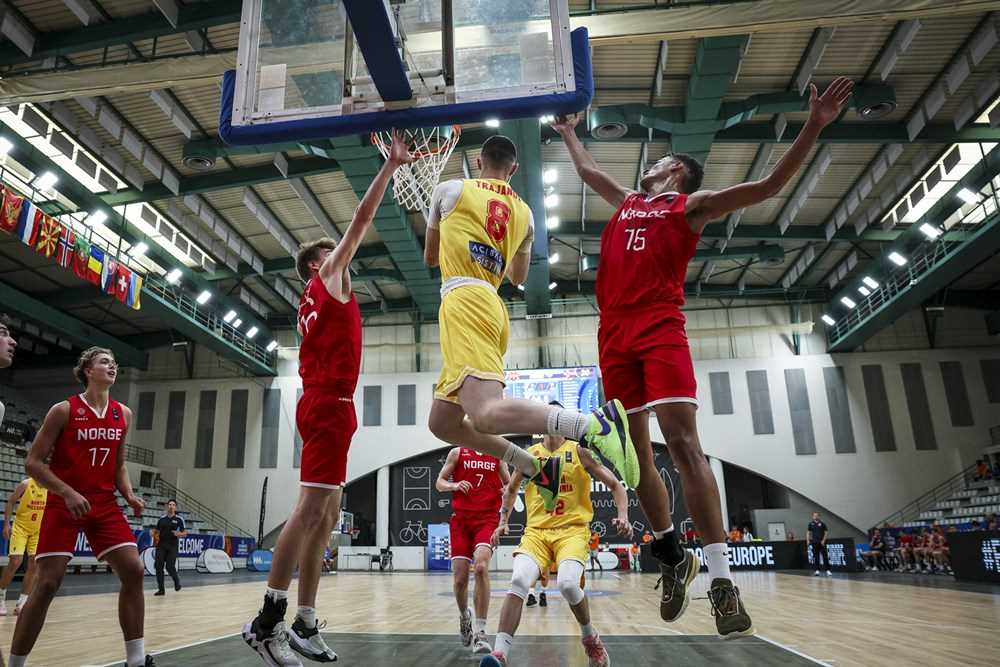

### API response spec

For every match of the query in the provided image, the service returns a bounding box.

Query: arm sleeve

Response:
[179,516,186,531]
[425,180,463,230]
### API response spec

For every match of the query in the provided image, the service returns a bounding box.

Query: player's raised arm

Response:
[320,130,414,297]
[551,113,630,209]
[423,182,448,268]
[579,447,633,539]
[685,77,854,232]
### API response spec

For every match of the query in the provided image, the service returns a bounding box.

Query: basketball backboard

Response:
[222,0,592,145]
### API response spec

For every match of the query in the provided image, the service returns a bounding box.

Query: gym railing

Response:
[124,444,155,467]
[874,463,980,529]
[154,477,254,538]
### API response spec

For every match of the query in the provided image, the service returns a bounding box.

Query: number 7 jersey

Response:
[436,178,533,290]
[51,394,128,496]
[596,192,699,314]
[451,448,504,514]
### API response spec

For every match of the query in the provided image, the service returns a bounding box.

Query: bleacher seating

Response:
[0,445,223,535]
[903,479,1000,528]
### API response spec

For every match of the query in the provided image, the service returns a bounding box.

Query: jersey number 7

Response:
[486,199,511,242]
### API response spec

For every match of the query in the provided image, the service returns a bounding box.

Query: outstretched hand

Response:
[808,77,854,128]
[550,113,582,135]
[387,129,415,166]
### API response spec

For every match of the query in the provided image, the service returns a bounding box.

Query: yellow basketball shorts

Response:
[8,522,41,556]
[514,524,590,573]
[435,285,509,403]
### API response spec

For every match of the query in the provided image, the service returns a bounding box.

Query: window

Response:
[164,391,185,450]
[398,384,417,425]
[136,392,155,430]
[260,388,280,468]
[194,391,217,468]
[227,389,249,468]
[363,386,382,426]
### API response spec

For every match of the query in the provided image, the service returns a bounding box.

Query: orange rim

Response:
[371,125,462,159]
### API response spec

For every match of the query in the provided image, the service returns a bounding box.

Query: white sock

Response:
[297,606,316,628]
[652,526,674,539]
[495,632,514,657]
[501,443,537,477]
[124,638,145,667]
[580,623,596,638]
[8,655,26,667]
[265,587,288,602]
[546,407,590,442]
[475,618,487,633]
[18,593,28,606]
[703,542,732,581]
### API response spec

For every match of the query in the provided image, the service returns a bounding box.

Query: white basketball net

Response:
[372,126,462,214]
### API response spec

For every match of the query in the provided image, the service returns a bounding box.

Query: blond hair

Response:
[74,347,114,386]
[295,238,338,283]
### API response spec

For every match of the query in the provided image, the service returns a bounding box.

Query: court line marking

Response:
[756,634,831,666]
[94,632,242,666]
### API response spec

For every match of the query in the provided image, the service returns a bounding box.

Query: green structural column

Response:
[503,119,550,317]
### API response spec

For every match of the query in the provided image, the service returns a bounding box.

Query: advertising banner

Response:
[950,531,1000,583]
[427,523,451,571]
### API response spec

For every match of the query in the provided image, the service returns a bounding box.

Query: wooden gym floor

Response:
[1,570,996,666]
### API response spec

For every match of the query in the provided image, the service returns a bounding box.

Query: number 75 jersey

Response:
[596,192,700,314]
[51,394,128,496]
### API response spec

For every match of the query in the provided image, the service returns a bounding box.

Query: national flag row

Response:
[0,186,143,310]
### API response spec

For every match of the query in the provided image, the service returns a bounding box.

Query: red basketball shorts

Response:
[598,306,698,414]
[450,511,499,560]
[297,389,357,488]
[36,494,136,561]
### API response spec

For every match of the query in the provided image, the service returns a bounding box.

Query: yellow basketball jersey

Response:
[438,179,532,289]
[525,441,593,529]
[13,478,47,531]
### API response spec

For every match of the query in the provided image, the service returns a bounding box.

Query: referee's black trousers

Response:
[811,541,830,570]
[155,543,181,591]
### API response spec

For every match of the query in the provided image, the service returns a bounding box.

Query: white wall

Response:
[4,302,997,539]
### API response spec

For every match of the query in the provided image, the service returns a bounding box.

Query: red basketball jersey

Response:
[451,448,503,514]
[297,276,362,393]
[596,192,699,314]
[52,394,127,495]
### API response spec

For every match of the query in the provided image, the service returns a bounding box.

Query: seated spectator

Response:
[895,530,914,572]
[974,459,990,481]
[727,526,742,543]
[912,528,933,573]
[882,529,898,570]
[741,528,755,542]
[930,527,952,575]
[860,529,885,571]
[970,519,982,531]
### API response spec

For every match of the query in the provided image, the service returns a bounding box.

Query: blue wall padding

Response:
[341,0,413,102]
[220,27,594,146]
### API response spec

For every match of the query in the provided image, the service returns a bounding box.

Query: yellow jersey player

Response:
[0,477,47,616]
[425,136,639,512]
[483,402,633,667]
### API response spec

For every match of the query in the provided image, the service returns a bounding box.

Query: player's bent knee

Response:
[509,555,538,600]
[557,577,585,606]
[474,559,490,579]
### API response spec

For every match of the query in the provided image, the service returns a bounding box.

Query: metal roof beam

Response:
[0,0,241,66]
[0,1,36,56]
[101,156,342,206]
[0,280,147,369]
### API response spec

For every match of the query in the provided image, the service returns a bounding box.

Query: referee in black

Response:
[807,512,832,577]
[153,499,186,595]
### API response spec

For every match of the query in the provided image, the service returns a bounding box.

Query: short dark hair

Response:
[167,498,177,505]
[295,238,338,283]
[664,153,704,194]
[548,400,564,408]
[481,135,517,170]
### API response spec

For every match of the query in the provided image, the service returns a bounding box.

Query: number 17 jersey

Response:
[51,394,127,496]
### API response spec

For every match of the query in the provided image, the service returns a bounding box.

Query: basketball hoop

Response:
[371,125,462,214]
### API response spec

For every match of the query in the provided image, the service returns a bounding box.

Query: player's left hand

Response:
[126,494,145,517]
[491,523,509,548]
[387,129,415,166]
[612,516,633,539]
[808,76,854,127]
